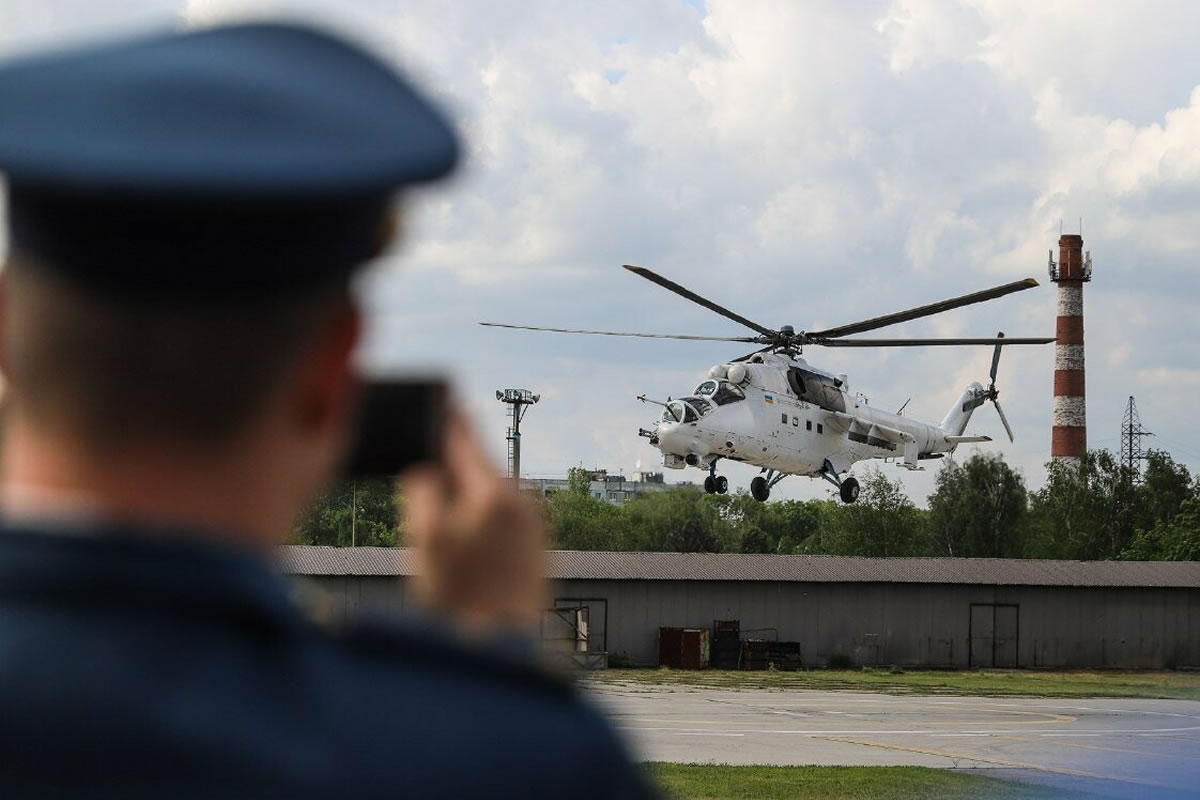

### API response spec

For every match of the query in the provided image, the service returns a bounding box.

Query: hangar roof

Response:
[279,547,1200,588]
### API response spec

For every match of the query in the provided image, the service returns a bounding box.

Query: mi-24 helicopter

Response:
[482,265,1053,503]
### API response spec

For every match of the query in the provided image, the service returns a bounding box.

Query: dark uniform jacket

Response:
[0,526,656,798]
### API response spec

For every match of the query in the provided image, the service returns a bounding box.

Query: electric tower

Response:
[1120,396,1153,483]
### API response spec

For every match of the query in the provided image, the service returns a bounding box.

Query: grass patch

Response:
[586,668,1200,700]
[647,764,1090,799]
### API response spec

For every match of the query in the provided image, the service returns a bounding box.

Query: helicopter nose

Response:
[659,421,705,460]
[656,422,685,454]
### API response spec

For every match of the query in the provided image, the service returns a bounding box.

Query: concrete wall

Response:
[292,575,1200,669]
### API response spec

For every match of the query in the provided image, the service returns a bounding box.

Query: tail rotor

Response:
[986,332,1014,442]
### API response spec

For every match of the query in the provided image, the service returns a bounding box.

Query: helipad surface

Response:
[590,683,1200,799]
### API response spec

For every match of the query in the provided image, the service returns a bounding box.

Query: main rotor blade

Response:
[807,278,1041,339]
[479,322,760,342]
[816,336,1054,347]
[993,399,1015,443]
[989,331,1005,384]
[623,265,777,337]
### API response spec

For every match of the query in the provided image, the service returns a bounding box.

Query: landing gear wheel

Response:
[750,476,770,502]
[716,475,729,494]
[704,476,716,494]
[839,476,860,504]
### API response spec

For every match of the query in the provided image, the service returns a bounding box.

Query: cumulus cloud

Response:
[3,0,1198,502]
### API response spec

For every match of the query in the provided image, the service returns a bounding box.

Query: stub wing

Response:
[944,435,992,444]
[830,411,914,450]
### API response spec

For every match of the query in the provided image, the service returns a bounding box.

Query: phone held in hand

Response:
[344,379,447,477]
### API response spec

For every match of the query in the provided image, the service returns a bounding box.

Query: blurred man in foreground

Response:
[0,22,654,797]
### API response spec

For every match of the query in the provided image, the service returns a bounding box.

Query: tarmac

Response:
[588,682,1200,799]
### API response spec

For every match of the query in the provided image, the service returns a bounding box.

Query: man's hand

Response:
[401,407,546,633]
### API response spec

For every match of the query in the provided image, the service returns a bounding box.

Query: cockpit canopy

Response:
[661,396,712,423]
[693,380,746,406]
[661,382,745,424]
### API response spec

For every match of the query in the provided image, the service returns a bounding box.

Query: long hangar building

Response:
[280,547,1200,669]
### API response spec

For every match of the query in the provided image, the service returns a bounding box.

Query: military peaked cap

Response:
[0,23,459,299]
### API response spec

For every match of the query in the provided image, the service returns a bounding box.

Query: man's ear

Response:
[294,299,361,435]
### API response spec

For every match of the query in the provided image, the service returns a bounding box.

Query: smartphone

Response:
[344,379,447,477]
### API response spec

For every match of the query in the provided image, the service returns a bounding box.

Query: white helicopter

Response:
[482,265,1052,503]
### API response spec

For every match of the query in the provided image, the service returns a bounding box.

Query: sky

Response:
[2,0,1198,505]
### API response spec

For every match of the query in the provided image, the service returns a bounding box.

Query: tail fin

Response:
[940,382,985,436]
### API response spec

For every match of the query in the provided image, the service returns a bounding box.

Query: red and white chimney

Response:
[1049,234,1090,464]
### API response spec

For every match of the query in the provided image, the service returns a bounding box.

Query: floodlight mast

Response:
[495,388,540,484]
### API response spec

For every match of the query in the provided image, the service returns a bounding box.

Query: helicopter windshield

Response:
[694,380,745,406]
[679,396,713,417]
[662,400,704,423]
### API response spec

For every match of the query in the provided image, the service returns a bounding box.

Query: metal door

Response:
[994,605,1018,668]
[969,604,995,668]
[969,603,1020,668]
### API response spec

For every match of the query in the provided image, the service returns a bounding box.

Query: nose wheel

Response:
[703,462,729,495]
[703,474,728,494]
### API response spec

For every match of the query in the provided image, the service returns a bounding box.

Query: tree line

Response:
[292,449,1200,561]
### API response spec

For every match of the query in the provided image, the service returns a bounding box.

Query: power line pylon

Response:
[1120,395,1153,483]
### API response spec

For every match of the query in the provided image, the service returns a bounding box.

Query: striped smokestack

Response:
[1049,233,1091,463]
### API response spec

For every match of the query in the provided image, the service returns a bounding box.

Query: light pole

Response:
[496,388,540,485]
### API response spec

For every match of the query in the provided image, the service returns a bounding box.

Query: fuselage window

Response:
[662,402,684,423]
[780,413,788,424]
[792,416,798,427]
[806,420,813,431]
[817,423,824,434]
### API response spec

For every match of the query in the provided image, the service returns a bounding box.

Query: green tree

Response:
[1136,451,1195,532]
[781,500,845,555]
[833,468,929,557]
[622,487,729,553]
[1123,497,1200,561]
[705,491,764,552]
[293,479,401,547]
[707,491,786,553]
[566,466,592,496]
[1026,450,1139,560]
[927,453,1028,558]
[546,469,623,551]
